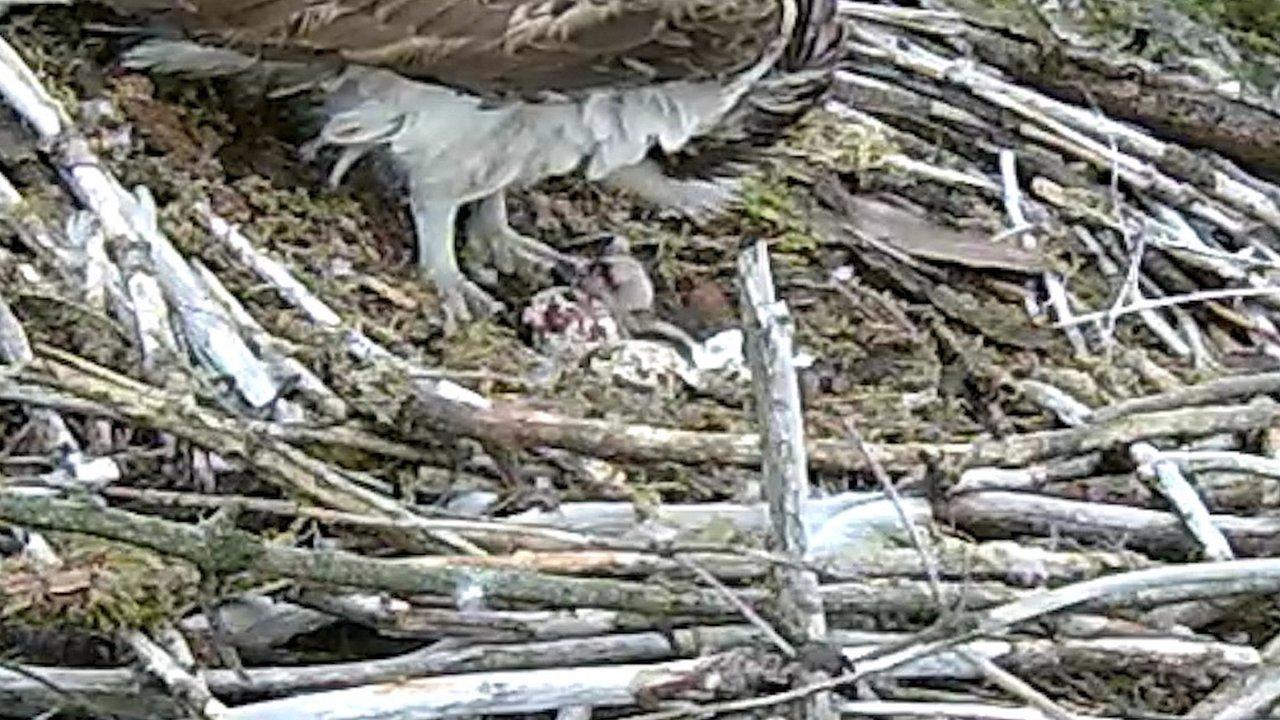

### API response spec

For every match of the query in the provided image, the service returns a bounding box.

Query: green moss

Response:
[785,111,899,174]
[1170,0,1280,49]
[1,540,197,634]
[738,175,821,254]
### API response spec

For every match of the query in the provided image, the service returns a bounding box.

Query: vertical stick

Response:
[739,240,835,720]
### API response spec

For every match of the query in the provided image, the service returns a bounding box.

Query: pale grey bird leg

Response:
[411,195,502,331]
[465,192,583,278]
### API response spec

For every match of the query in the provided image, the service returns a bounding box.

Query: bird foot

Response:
[427,269,505,334]
[467,227,583,282]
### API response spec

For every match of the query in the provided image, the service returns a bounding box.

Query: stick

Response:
[0,494,734,616]
[848,422,1077,720]
[1060,286,1280,329]
[998,149,1088,356]
[11,351,481,554]
[225,653,761,720]
[1131,442,1234,561]
[944,490,1280,558]
[0,293,67,568]
[1188,631,1280,720]
[677,557,795,657]
[835,701,1116,720]
[125,631,230,720]
[1089,372,1280,422]
[618,559,1280,720]
[740,240,833,719]
[1151,450,1280,480]
[0,631,1257,715]
[0,36,280,408]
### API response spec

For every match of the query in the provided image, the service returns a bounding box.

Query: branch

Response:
[1132,442,1234,561]
[0,494,733,616]
[225,652,768,720]
[125,630,230,720]
[740,239,834,719]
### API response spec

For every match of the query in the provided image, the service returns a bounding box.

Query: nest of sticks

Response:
[5,1,1280,718]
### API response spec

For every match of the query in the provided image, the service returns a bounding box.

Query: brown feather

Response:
[102,0,786,97]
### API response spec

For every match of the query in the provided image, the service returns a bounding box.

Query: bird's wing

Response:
[104,0,787,97]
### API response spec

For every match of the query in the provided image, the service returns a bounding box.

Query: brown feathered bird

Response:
[103,0,843,325]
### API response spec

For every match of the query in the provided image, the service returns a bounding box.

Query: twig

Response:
[1059,286,1280,329]
[956,653,1078,720]
[11,350,1280,483]
[849,421,1078,720]
[847,423,942,597]
[12,350,483,554]
[101,486,633,552]
[998,149,1089,356]
[836,702,1115,720]
[1089,371,1280,423]
[1102,218,1147,346]
[0,632,1254,714]
[0,37,280,408]
[677,556,796,658]
[740,239,834,720]
[191,260,348,420]
[619,559,1280,720]
[224,653,763,720]
[1151,450,1280,480]
[944,490,1280,558]
[125,630,230,720]
[1012,380,1093,428]
[0,494,735,616]
[1131,442,1235,561]
[1189,631,1280,720]
[1070,226,1190,357]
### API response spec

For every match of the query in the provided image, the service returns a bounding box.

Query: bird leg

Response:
[411,195,502,330]
[464,192,583,279]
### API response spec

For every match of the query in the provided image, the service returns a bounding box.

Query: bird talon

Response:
[468,229,568,282]
[426,269,504,334]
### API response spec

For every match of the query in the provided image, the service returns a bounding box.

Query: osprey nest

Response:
[5,1,1280,719]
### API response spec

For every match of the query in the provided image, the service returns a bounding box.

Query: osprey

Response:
[106,0,843,325]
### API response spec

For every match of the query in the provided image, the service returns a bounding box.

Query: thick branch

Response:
[0,495,732,616]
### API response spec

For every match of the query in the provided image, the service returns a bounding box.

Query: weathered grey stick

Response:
[740,239,834,719]
[0,494,733,616]
[10,337,1277,484]
[836,701,1116,720]
[125,630,230,720]
[0,294,71,568]
[226,652,766,720]
[614,560,1280,720]
[393,369,1280,474]
[944,490,1280,558]
[0,629,1254,714]
[1132,442,1234,561]
[1089,372,1280,423]
[1188,630,1280,720]
[6,351,479,554]
[0,35,279,408]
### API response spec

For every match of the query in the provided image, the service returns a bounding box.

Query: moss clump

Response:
[2,541,197,634]
[738,174,821,255]
[785,111,898,174]
[1171,0,1280,48]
